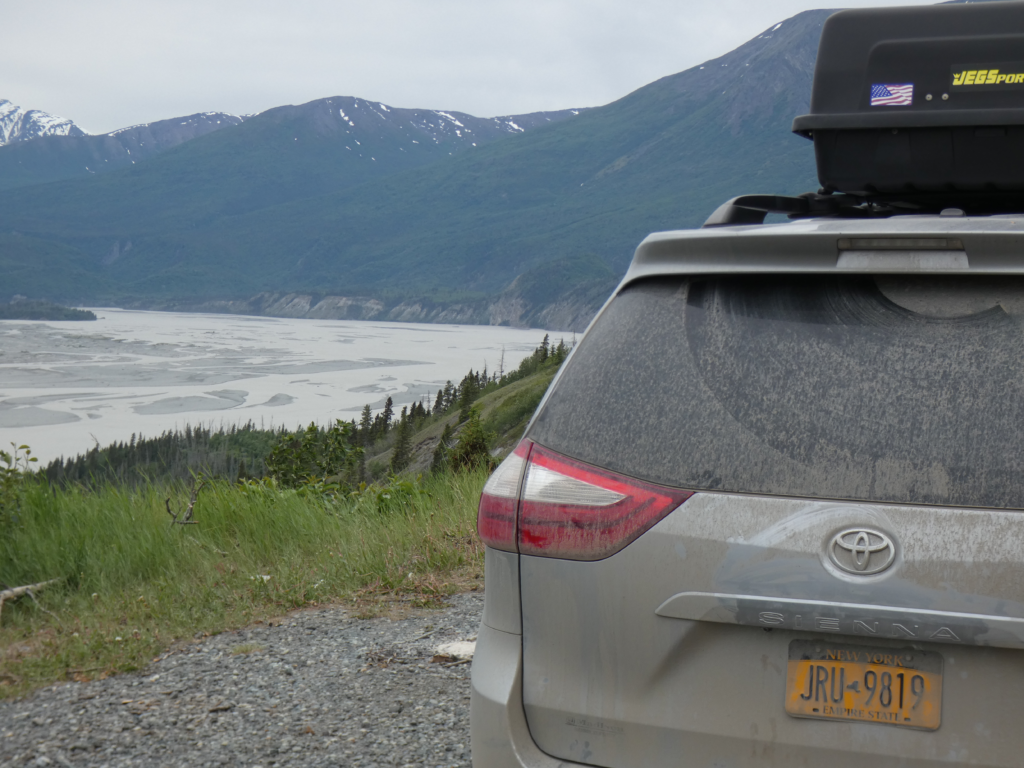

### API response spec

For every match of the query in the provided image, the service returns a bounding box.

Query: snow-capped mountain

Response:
[304,95,580,149]
[0,109,247,191]
[247,95,583,165]
[0,99,85,146]
[99,111,246,165]
[0,96,582,192]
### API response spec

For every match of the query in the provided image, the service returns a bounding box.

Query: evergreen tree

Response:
[432,423,454,473]
[390,417,413,474]
[458,371,479,423]
[553,338,568,364]
[450,408,494,471]
[357,406,372,477]
[382,396,394,432]
[43,420,288,488]
[434,389,444,413]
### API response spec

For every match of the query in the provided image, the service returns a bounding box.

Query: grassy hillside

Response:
[0,468,489,699]
[363,367,558,476]
[1,344,563,698]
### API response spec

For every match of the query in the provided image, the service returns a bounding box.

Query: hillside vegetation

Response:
[0,301,95,320]
[0,338,566,698]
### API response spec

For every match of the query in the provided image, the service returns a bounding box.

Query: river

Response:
[0,309,565,464]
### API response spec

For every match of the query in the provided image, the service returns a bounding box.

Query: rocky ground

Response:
[1,592,483,768]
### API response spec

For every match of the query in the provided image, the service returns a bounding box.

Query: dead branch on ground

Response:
[0,578,62,623]
[185,535,228,556]
[166,479,206,525]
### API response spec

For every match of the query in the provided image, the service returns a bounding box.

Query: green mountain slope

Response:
[0,97,584,234]
[0,11,827,322]
[0,112,245,192]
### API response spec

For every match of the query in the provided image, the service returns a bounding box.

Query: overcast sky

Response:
[5,0,939,135]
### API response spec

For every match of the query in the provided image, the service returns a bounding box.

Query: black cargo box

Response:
[793,1,1024,196]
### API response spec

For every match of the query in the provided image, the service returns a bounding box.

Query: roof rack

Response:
[703,192,864,227]
[703,190,1024,228]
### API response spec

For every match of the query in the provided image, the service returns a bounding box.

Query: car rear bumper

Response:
[471,622,586,768]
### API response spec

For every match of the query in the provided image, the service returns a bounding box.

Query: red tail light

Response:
[477,441,531,552]
[477,440,693,560]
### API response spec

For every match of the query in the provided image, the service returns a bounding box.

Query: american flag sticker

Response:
[870,84,914,106]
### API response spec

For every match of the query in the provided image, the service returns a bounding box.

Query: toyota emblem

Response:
[828,528,897,575]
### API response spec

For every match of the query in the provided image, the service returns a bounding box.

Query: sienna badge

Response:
[828,528,897,575]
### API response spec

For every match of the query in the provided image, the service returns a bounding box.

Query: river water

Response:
[0,309,564,464]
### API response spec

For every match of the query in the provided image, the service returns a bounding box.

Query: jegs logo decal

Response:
[952,63,1024,89]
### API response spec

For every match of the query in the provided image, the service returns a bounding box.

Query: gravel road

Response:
[1,591,483,768]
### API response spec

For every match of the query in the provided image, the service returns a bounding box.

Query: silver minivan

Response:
[472,214,1024,767]
[471,4,1024,765]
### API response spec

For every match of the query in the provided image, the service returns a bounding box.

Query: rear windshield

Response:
[528,275,1024,509]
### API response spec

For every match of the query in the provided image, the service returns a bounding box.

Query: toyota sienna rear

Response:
[472,3,1024,767]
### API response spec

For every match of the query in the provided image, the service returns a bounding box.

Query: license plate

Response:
[785,640,943,730]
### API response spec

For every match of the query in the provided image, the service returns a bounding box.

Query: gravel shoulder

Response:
[1,592,484,768]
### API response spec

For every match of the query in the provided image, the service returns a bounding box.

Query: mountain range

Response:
[0,99,584,194]
[0,10,829,330]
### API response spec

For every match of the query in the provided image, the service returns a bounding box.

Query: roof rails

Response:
[703,192,855,228]
[703,190,1024,228]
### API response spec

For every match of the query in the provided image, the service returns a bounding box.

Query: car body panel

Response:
[626,217,1024,285]
[483,547,522,635]
[518,493,1024,767]
[473,549,585,768]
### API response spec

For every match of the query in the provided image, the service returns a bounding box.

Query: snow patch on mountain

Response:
[0,99,85,146]
[437,111,466,128]
[304,96,584,158]
[107,111,242,138]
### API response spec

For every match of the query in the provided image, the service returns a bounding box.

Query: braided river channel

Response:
[0,309,563,464]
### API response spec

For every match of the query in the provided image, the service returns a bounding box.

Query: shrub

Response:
[265,420,362,495]
[0,444,36,525]
[449,409,495,472]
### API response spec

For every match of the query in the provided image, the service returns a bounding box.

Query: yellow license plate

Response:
[785,640,943,730]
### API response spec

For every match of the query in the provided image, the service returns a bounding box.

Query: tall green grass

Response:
[0,469,487,698]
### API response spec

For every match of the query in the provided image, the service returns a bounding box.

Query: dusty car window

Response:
[529,275,1024,509]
